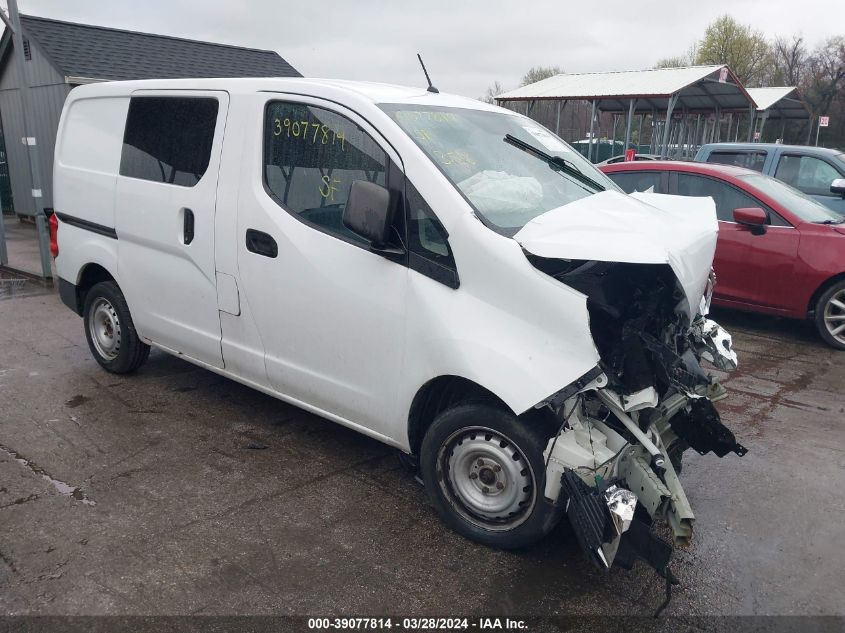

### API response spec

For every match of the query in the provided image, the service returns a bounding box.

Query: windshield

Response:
[737,173,842,223]
[379,104,619,234]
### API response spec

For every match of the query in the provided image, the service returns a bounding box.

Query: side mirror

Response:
[831,178,845,198]
[342,180,394,246]
[733,207,767,235]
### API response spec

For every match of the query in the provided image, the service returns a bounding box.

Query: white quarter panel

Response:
[54,95,129,229]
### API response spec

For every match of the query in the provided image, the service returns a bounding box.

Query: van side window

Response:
[264,101,387,244]
[120,97,219,187]
[405,181,458,288]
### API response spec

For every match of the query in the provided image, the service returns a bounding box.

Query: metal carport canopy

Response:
[746,86,810,120]
[495,64,755,113]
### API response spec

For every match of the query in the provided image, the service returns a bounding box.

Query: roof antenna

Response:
[417,53,439,93]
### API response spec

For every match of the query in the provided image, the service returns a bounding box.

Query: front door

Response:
[115,91,229,367]
[235,95,408,439]
[674,172,800,311]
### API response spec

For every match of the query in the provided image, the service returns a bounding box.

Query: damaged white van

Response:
[52,78,744,576]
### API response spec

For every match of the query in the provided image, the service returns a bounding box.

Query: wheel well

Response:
[75,264,116,313]
[807,273,845,317]
[407,376,509,456]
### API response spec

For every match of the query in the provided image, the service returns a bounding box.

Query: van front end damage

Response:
[511,190,746,580]
[530,259,745,578]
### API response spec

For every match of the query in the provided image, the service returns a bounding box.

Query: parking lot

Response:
[1,279,843,622]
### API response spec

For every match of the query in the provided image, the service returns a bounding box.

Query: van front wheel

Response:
[83,281,150,373]
[420,404,560,549]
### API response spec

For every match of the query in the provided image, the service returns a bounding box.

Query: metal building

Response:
[0,14,301,219]
[495,65,756,162]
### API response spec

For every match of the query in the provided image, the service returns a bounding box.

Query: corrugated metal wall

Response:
[0,35,72,216]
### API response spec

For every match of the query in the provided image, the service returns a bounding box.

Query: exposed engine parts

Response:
[529,257,745,585]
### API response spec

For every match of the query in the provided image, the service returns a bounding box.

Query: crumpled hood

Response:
[514,190,718,315]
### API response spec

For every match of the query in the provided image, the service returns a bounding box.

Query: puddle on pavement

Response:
[64,394,90,408]
[0,442,96,506]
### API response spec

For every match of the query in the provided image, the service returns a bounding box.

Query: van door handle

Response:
[183,209,195,245]
[245,229,278,258]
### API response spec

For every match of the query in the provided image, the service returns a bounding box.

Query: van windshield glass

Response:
[379,104,618,234]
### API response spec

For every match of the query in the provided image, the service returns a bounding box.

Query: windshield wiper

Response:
[503,134,605,192]
[815,218,845,224]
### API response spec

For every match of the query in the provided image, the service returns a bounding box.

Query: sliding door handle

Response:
[183,208,195,245]
[245,229,278,258]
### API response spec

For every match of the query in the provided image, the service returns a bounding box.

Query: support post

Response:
[714,106,721,143]
[815,117,821,146]
[693,114,701,156]
[758,111,769,142]
[555,101,562,136]
[637,113,644,152]
[610,114,618,159]
[648,109,657,154]
[660,94,678,159]
[623,99,635,155]
[587,100,596,162]
[780,118,786,142]
[746,105,755,142]
[5,0,52,279]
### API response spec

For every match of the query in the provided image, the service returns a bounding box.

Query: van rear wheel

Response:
[420,404,560,549]
[83,281,150,373]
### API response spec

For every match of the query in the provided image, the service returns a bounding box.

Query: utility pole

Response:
[0,0,53,280]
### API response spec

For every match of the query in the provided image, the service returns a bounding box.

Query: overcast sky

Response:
[12,0,842,97]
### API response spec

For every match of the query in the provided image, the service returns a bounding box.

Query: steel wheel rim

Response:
[437,426,535,531]
[823,289,845,344]
[88,298,121,360]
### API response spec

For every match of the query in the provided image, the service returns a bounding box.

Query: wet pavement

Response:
[0,289,843,622]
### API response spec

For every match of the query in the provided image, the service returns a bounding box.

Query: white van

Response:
[52,78,743,574]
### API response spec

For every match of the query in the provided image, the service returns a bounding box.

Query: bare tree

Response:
[480,80,505,104]
[770,35,807,86]
[655,44,699,69]
[802,36,845,116]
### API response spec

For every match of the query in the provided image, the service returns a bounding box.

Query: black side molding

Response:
[58,277,82,316]
[56,213,117,240]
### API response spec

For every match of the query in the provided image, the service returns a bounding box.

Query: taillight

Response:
[49,212,59,257]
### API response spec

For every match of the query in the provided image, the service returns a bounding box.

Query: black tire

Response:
[82,281,150,374]
[814,280,845,350]
[420,404,561,549]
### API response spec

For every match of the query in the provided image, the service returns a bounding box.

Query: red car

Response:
[600,161,845,349]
